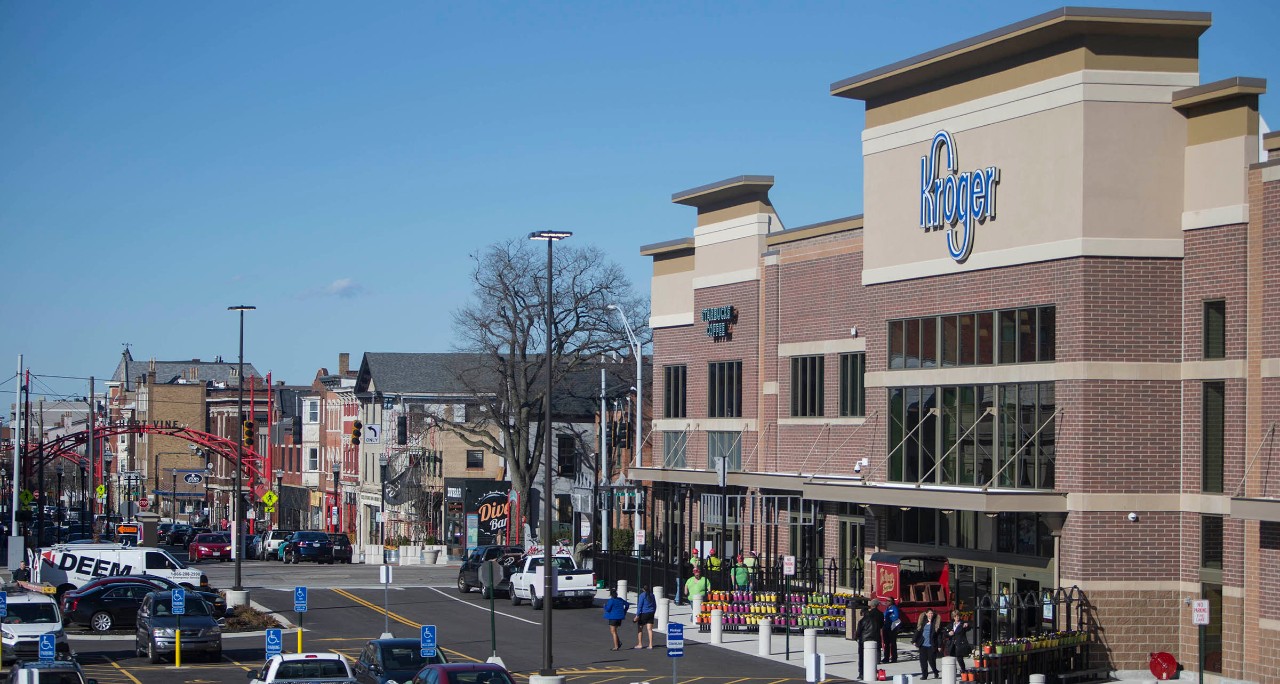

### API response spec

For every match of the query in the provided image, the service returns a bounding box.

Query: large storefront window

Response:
[888,508,1054,558]
[890,382,1054,489]
[890,306,1055,369]
[662,431,687,468]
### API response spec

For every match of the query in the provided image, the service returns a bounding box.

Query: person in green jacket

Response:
[684,567,711,604]
[732,554,750,591]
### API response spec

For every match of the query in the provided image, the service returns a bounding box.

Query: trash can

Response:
[383,547,401,565]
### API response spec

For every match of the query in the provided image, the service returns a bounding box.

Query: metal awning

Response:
[1230,497,1280,522]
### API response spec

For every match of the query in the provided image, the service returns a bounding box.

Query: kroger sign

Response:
[919,130,1000,262]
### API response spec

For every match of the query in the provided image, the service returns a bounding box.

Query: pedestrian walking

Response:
[856,599,884,677]
[914,608,942,679]
[602,589,630,651]
[634,585,656,648]
[946,616,972,673]
[881,597,901,663]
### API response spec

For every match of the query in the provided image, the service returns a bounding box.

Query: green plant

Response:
[610,528,634,551]
[222,605,283,632]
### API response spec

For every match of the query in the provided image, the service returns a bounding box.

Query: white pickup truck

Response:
[508,553,596,609]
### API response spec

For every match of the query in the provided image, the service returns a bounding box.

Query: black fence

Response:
[591,551,843,599]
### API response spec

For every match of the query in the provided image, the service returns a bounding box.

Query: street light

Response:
[332,461,341,534]
[228,304,256,594]
[529,228,571,680]
[55,463,64,526]
[102,448,115,527]
[79,458,89,536]
[607,304,643,469]
[378,454,388,548]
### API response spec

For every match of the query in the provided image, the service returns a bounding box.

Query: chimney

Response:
[338,353,350,376]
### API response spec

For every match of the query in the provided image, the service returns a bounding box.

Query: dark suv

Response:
[329,534,353,564]
[457,545,524,597]
[282,531,335,564]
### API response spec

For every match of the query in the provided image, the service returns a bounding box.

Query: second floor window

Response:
[664,365,687,418]
[1202,381,1225,493]
[708,361,742,418]
[839,352,866,417]
[306,400,319,423]
[1203,300,1225,359]
[790,355,824,417]
[557,434,577,477]
[466,449,485,469]
[307,448,319,471]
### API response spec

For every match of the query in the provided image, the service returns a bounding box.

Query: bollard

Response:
[758,619,772,656]
[940,656,958,684]
[710,609,724,644]
[845,605,855,640]
[803,628,817,662]
[654,586,665,601]
[805,652,825,683]
[861,640,880,683]
[691,597,703,624]
[1029,676,1047,684]
[656,598,670,628]
[617,580,628,599]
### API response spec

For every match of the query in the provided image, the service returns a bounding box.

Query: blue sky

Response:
[2,1,1277,402]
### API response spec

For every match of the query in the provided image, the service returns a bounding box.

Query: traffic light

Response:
[396,416,408,445]
[242,420,256,447]
[350,420,363,446]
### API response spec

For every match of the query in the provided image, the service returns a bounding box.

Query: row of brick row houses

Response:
[97,350,645,557]
[627,7,1280,682]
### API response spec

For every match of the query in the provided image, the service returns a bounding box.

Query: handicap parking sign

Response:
[266,628,283,658]
[172,587,186,615]
[0,591,7,618]
[294,586,308,613]
[39,633,56,661]
[420,625,437,658]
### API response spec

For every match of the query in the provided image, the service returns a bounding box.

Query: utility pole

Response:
[10,355,24,570]
[37,399,45,548]
[87,376,94,527]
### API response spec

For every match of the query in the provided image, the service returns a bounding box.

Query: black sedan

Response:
[166,525,193,546]
[282,531,334,564]
[62,575,227,618]
[329,534,353,564]
[63,581,154,631]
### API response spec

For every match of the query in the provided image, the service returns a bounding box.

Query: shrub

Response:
[223,605,283,632]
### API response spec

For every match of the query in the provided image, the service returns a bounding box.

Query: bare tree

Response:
[447,238,647,541]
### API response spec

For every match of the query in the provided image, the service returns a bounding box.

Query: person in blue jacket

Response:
[602,588,631,651]
[634,585,657,649]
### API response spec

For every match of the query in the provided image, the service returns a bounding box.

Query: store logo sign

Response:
[919,130,1000,262]
[701,305,736,339]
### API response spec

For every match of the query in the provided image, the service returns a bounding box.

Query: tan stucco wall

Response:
[1183,135,1255,215]
[1081,100,1185,241]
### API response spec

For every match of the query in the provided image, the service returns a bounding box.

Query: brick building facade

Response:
[634,8,1279,681]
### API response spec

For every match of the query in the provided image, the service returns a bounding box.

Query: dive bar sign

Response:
[701,306,735,340]
[919,130,1001,263]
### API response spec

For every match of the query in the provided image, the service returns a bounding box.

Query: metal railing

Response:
[591,551,844,599]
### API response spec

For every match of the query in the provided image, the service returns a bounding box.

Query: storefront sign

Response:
[919,130,1000,263]
[701,305,736,339]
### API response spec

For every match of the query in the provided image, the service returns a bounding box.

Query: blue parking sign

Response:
[420,625,437,658]
[265,628,282,658]
[0,591,7,618]
[294,586,308,613]
[39,633,56,661]
[172,587,186,615]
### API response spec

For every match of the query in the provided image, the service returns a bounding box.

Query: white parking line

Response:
[425,587,541,625]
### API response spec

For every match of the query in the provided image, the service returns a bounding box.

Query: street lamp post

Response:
[102,449,115,526]
[228,304,255,598]
[529,229,571,681]
[171,470,179,522]
[332,462,341,534]
[274,470,284,530]
[378,454,388,548]
[55,463,64,528]
[79,459,89,536]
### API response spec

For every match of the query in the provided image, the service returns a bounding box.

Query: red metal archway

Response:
[26,423,270,496]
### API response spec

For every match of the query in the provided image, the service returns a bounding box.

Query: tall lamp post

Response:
[79,458,89,535]
[275,470,284,530]
[332,461,341,534]
[102,449,115,524]
[529,229,571,681]
[55,463,65,527]
[228,304,255,597]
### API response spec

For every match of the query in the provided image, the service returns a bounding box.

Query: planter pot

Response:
[384,547,401,564]
[423,549,440,565]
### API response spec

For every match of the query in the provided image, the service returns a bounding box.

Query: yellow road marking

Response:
[109,660,143,684]
[226,655,253,671]
[330,588,477,663]
[587,676,630,684]
[725,679,751,684]
[765,679,791,684]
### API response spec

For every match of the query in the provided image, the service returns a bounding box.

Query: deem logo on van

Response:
[42,550,133,578]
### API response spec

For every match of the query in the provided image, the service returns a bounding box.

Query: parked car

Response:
[263,530,296,559]
[457,546,524,597]
[1,590,71,663]
[247,534,265,560]
[282,531,334,564]
[167,525,194,546]
[134,590,223,663]
[409,663,515,684]
[6,659,96,684]
[249,653,356,684]
[353,638,447,684]
[62,581,153,632]
[62,575,227,618]
[329,534,353,564]
[188,533,232,563]
[158,523,175,541]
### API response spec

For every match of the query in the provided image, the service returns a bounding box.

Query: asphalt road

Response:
[51,551,821,684]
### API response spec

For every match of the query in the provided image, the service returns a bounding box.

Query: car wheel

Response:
[209,647,222,662]
[148,638,161,664]
[530,589,543,611]
[482,586,494,600]
[90,611,114,632]
[136,638,146,658]
[510,589,521,606]
[457,576,471,594]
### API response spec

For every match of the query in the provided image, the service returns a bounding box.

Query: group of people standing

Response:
[683,549,758,601]
[602,585,657,650]
[857,599,972,680]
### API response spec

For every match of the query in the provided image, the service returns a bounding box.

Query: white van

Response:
[35,544,202,594]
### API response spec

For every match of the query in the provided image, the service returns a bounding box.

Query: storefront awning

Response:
[1230,497,1280,522]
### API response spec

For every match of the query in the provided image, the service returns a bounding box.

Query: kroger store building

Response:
[633,7,1280,681]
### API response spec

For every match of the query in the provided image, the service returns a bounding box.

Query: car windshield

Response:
[2,603,59,624]
[276,659,348,679]
[447,671,513,684]
[381,645,443,673]
[296,532,328,542]
[22,671,83,684]
[153,597,211,616]
[195,534,228,543]
[526,557,576,572]
[329,535,350,546]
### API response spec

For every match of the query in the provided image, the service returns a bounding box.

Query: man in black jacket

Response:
[857,599,884,678]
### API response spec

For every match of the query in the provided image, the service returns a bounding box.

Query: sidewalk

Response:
[607,590,1164,684]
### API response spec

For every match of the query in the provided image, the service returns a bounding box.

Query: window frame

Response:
[838,352,866,417]
[707,360,743,418]
[1203,300,1226,360]
[790,355,825,417]
[1201,381,1225,493]
[465,450,485,470]
[663,365,688,419]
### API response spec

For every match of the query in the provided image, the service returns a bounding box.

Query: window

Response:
[306,400,320,423]
[664,365,687,418]
[707,431,741,473]
[557,435,577,477]
[307,448,319,471]
[1203,300,1225,359]
[1202,382,1225,493]
[466,450,484,469]
[662,431,687,468]
[838,353,866,417]
[893,306,1055,369]
[708,361,742,418]
[790,355,824,417]
[1200,515,1223,570]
